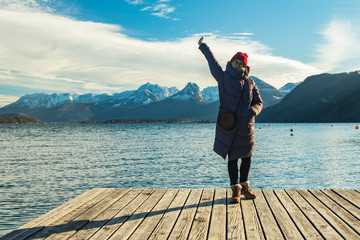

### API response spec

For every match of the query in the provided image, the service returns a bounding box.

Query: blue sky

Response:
[0,0,360,106]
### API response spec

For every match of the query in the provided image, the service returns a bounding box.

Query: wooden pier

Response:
[1,188,359,239]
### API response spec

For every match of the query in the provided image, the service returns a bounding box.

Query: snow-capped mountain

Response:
[0,78,288,122]
[201,86,219,103]
[279,82,301,94]
[4,91,134,110]
[169,82,206,103]
[8,92,80,109]
[114,82,179,106]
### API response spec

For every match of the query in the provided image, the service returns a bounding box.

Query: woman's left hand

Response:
[198,36,204,46]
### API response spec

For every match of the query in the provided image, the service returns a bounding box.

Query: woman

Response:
[198,37,263,203]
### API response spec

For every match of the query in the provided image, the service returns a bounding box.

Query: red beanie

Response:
[230,52,248,67]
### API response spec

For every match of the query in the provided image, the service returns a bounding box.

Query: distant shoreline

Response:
[71,119,217,124]
[0,116,38,124]
[1,117,358,124]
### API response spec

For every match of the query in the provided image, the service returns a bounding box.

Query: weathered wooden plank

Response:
[68,188,142,240]
[26,188,117,240]
[187,189,214,240]
[274,190,322,239]
[252,189,283,240]
[108,189,167,240]
[241,194,264,240]
[0,188,108,240]
[321,189,360,220]
[45,189,130,240]
[208,189,227,240]
[286,189,341,240]
[309,189,360,235]
[227,189,245,240]
[168,189,202,240]
[149,189,191,240]
[88,189,154,240]
[3,188,360,240]
[263,189,302,239]
[298,189,359,239]
[128,189,178,240]
[332,189,360,208]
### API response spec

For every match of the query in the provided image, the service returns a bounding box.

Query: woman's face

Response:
[231,59,246,71]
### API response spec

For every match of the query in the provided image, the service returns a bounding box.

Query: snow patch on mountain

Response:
[169,82,206,103]
[14,93,73,109]
[8,91,135,109]
[279,82,301,94]
[115,82,179,106]
[201,86,219,103]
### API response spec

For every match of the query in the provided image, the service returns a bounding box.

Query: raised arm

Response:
[198,37,224,81]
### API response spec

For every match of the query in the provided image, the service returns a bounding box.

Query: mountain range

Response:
[2,70,358,123]
[257,71,360,122]
[0,76,286,122]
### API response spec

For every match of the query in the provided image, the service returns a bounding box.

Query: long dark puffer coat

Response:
[199,43,263,160]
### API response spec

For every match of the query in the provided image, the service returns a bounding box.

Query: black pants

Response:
[228,157,251,185]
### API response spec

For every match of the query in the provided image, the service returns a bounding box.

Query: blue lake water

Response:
[0,123,359,236]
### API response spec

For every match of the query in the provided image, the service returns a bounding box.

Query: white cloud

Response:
[127,0,176,19]
[140,6,151,11]
[313,19,360,72]
[0,0,53,12]
[0,94,20,107]
[6,3,357,107]
[142,3,175,18]
[125,0,144,5]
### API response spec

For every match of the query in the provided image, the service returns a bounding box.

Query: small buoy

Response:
[331,125,333,127]
[294,124,296,126]
[268,124,270,127]
[290,133,294,136]
[356,126,359,130]
[290,128,293,132]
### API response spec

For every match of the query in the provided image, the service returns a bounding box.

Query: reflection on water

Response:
[0,123,359,235]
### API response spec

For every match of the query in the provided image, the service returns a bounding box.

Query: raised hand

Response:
[198,36,204,46]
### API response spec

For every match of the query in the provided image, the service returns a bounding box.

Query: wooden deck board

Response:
[274,190,322,239]
[128,189,178,240]
[87,189,153,240]
[309,189,360,235]
[27,188,117,240]
[263,189,303,239]
[285,189,342,239]
[148,189,191,240]
[188,189,214,240]
[107,189,167,240]
[241,193,264,240]
[298,189,359,239]
[321,189,360,220]
[332,189,360,208]
[1,188,359,240]
[1,188,108,240]
[68,188,140,240]
[227,189,245,240]
[208,189,226,240]
[168,189,202,240]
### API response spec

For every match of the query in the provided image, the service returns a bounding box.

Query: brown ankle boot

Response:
[241,181,256,199]
[230,184,241,203]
